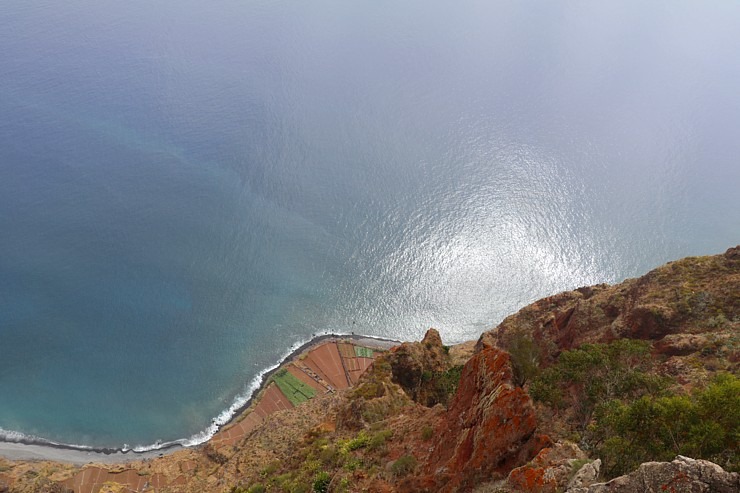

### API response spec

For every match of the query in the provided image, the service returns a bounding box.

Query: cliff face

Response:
[484,246,739,374]
[427,348,540,480]
[2,247,738,493]
[402,346,546,492]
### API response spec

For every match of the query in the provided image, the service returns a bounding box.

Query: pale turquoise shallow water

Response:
[1,1,739,449]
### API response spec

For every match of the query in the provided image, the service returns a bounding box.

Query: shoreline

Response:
[222,333,398,430]
[0,333,399,465]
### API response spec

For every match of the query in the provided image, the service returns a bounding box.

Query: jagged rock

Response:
[506,441,588,492]
[568,456,740,493]
[653,333,718,356]
[336,379,410,430]
[387,328,454,406]
[336,357,412,430]
[725,245,740,260]
[485,247,739,369]
[568,459,600,489]
[409,347,546,492]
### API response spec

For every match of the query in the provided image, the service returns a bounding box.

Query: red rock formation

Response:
[507,441,590,493]
[410,347,547,492]
[485,246,739,367]
[388,328,452,406]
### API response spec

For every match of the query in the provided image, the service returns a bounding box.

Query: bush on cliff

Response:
[506,330,542,386]
[591,373,739,477]
[529,339,666,427]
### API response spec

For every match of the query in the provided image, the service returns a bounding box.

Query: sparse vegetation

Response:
[527,337,739,479]
[368,429,393,450]
[529,339,666,426]
[390,455,417,477]
[506,331,541,386]
[203,443,229,464]
[421,425,434,441]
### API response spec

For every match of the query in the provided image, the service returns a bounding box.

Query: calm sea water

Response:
[1,0,739,449]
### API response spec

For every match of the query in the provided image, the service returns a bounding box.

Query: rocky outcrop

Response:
[505,441,591,493]
[387,328,454,406]
[407,347,547,492]
[568,459,601,490]
[336,329,452,430]
[568,456,740,493]
[484,246,739,371]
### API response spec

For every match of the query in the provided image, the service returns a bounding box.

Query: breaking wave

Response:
[0,332,395,457]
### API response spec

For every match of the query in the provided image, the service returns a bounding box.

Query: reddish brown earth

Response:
[403,345,546,492]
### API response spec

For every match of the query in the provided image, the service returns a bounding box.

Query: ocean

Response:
[1,0,739,450]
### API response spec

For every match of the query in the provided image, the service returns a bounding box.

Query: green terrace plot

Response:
[273,369,317,406]
[354,346,374,358]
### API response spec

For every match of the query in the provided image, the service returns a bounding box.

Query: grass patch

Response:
[354,346,374,358]
[313,471,331,493]
[274,369,317,406]
[421,425,434,441]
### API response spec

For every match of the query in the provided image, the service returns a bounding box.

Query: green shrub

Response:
[506,331,541,386]
[261,461,281,477]
[368,429,393,450]
[338,477,350,492]
[319,445,342,467]
[313,471,331,493]
[343,456,362,471]
[353,381,385,400]
[339,430,371,453]
[429,365,464,405]
[592,373,739,477]
[291,484,311,493]
[421,426,434,441]
[391,455,417,477]
[530,339,665,426]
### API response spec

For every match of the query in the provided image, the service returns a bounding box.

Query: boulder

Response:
[568,459,601,490]
[506,441,590,493]
[568,456,740,493]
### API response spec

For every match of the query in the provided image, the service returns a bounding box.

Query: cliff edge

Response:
[1,247,737,493]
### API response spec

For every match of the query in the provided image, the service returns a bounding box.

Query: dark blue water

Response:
[1,0,739,449]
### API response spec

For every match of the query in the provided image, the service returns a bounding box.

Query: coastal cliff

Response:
[0,247,738,492]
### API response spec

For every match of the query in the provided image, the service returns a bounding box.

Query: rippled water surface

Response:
[1,1,739,448]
